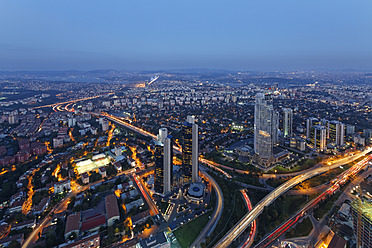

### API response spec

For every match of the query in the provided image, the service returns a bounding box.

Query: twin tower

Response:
[154,115,199,195]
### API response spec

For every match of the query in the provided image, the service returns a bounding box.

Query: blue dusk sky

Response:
[0,0,371,71]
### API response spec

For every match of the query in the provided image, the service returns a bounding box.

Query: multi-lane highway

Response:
[254,154,372,248]
[213,147,372,248]
[240,189,257,248]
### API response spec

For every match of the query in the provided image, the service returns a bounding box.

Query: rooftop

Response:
[105,194,119,220]
[64,212,81,236]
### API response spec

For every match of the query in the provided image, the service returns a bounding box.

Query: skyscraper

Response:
[327,121,345,146]
[254,93,279,168]
[306,117,320,139]
[182,116,199,183]
[283,108,293,138]
[309,125,327,151]
[154,128,173,195]
[351,197,372,248]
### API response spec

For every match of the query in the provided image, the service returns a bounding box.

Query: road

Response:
[101,113,226,247]
[131,173,159,216]
[254,154,372,248]
[239,189,257,248]
[22,169,135,248]
[191,168,224,248]
[213,147,372,248]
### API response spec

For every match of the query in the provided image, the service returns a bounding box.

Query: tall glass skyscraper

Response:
[254,93,279,168]
[283,108,293,138]
[182,116,199,183]
[154,128,173,195]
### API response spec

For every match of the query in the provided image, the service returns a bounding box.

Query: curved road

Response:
[190,168,224,248]
[213,147,372,248]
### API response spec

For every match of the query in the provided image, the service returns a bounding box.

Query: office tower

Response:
[306,118,321,139]
[283,108,293,138]
[254,93,279,167]
[327,121,345,146]
[346,125,355,135]
[351,198,372,248]
[309,125,327,151]
[154,128,173,194]
[182,116,199,183]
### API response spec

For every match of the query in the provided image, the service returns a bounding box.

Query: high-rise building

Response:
[154,128,173,195]
[327,121,345,146]
[182,116,199,183]
[351,198,372,248]
[309,125,327,151]
[254,93,279,168]
[306,117,320,139]
[283,108,293,138]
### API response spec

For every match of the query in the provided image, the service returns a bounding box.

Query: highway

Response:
[191,168,224,248]
[254,154,372,248]
[33,93,113,110]
[239,189,257,248]
[213,147,372,248]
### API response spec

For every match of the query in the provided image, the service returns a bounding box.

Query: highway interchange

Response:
[42,100,372,248]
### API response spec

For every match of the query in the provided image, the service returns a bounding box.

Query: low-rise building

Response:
[59,232,100,248]
[64,212,81,239]
[54,180,71,194]
[34,197,50,215]
[131,210,150,226]
[11,219,36,231]
[137,232,170,248]
[81,173,89,184]
[0,234,24,247]
[105,194,119,226]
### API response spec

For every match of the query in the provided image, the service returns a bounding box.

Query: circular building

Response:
[186,182,205,204]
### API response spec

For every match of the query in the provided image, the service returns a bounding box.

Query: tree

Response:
[8,241,21,248]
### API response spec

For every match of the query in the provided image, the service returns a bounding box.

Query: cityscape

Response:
[0,70,371,248]
[0,1,372,248]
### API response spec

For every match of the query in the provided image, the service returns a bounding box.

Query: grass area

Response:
[173,212,212,248]
[266,157,321,174]
[203,173,259,248]
[294,162,354,190]
[285,217,313,239]
[313,192,342,220]
[255,195,310,243]
[265,177,291,188]
[233,172,262,187]
[157,200,171,214]
[203,151,260,172]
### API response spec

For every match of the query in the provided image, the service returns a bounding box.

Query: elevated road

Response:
[254,154,372,248]
[213,147,372,248]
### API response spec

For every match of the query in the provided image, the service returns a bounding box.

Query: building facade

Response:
[309,125,327,151]
[253,93,279,168]
[182,116,199,183]
[351,198,372,248]
[283,108,293,138]
[154,128,173,195]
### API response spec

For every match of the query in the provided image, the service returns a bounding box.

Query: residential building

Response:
[105,194,119,226]
[283,108,293,138]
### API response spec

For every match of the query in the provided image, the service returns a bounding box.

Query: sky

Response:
[0,0,371,71]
